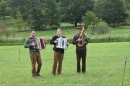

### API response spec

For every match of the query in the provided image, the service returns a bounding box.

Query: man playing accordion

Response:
[50,28,69,75]
[24,29,44,78]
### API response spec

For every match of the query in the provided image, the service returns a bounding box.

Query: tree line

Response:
[0,0,130,30]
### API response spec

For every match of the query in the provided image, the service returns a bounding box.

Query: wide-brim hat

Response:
[77,26,82,29]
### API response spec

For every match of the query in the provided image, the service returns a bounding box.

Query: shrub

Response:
[0,38,26,46]
[1,36,130,46]
[91,21,110,35]
[0,23,6,37]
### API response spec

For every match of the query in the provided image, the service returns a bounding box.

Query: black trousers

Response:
[76,50,86,73]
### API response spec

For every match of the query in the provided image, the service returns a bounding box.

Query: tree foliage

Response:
[31,8,45,30]
[44,0,61,29]
[93,0,128,27]
[7,0,34,20]
[121,0,130,10]
[6,0,61,30]
[82,11,100,26]
[15,12,27,31]
[1,0,129,30]
[60,0,94,27]
[0,0,8,21]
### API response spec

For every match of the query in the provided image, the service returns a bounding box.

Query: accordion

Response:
[56,38,68,49]
[35,38,46,50]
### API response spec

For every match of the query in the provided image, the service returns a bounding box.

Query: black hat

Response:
[77,26,82,29]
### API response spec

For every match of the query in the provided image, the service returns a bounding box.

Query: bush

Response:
[91,21,110,35]
[1,36,130,46]
[0,38,26,46]
[88,36,130,43]
[0,23,6,37]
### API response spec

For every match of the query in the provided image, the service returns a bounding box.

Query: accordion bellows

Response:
[35,38,46,50]
[57,38,67,49]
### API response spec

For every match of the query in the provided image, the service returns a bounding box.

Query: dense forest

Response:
[0,0,130,30]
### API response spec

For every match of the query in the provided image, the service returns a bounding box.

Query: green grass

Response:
[2,26,130,40]
[0,42,130,86]
[1,17,130,43]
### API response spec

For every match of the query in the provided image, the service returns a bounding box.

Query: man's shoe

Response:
[36,74,42,77]
[77,72,80,73]
[82,72,86,74]
[58,73,61,75]
[32,76,37,78]
[52,72,56,76]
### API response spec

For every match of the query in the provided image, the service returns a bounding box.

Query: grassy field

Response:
[1,17,130,41]
[1,17,130,45]
[1,26,130,41]
[0,42,130,86]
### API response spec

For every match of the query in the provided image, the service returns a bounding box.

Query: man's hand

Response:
[67,42,69,46]
[77,38,82,42]
[83,41,87,45]
[54,40,58,43]
[32,42,36,46]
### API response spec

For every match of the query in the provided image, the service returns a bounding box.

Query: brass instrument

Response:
[77,26,87,47]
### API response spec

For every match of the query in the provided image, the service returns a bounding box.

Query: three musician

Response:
[24,29,43,78]
[50,28,69,75]
[72,26,88,73]
[24,26,88,77]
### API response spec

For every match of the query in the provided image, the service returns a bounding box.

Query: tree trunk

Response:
[113,23,116,28]
[74,21,77,27]
[3,16,5,21]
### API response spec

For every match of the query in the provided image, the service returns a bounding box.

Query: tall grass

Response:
[0,42,130,86]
